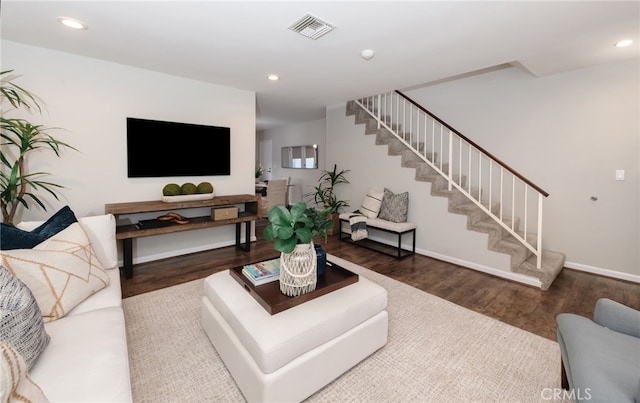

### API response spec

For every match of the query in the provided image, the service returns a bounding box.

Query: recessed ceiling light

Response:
[267,74,279,81]
[615,39,633,48]
[57,16,88,30]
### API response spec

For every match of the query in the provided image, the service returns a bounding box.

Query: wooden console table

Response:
[105,194,259,278]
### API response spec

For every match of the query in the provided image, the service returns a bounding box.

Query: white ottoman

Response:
[200,268,388,403]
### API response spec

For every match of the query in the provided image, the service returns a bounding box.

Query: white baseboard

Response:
[564,261,640,284]
[349,233,542,287]
[415,247,543,288]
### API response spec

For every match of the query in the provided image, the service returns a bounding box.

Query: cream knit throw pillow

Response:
[1,223,109,322]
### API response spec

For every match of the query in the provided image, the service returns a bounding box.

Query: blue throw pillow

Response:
[0,205,78,250]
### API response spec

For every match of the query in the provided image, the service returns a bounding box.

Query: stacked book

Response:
[242,258,281,286]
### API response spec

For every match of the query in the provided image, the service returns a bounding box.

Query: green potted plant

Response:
[307,164,350,235]
[263,201,333,295]
[263,201,332,253]
[255,165,264,183]
[0,70,77,225]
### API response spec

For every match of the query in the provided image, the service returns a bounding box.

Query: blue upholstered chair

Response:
[556,298,640,402]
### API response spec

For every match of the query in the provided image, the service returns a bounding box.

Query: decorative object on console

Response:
[0,70,78,225]
[156,212,190,225]
[307,164,350,235]
[263,201,333,296]
[378,188,409,223]
[161,181,214,202]
[212,207,238,221]
[162,193,214,203]
[1,222,110,322]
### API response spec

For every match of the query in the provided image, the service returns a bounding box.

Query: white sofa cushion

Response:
[339,213,417,232]
[1,223,110,322]
[30,306,132,403]
[18,214,118,270]
[203,271,387,374]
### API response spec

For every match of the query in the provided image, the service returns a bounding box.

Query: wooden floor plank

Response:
[120,221,640,341]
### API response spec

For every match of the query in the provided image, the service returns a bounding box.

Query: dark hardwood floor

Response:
[120,220,640,342]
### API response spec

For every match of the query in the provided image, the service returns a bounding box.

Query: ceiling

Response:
[2,1,638,130]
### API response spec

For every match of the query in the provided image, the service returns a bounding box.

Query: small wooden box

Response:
[212,207,239,221]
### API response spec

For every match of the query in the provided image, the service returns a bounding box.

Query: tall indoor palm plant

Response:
[0,70,77,225]
[306,164,350,235]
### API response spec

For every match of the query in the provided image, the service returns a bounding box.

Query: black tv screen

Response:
[126,117,231,177]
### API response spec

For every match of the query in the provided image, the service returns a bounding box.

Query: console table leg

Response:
[244,221,251,251]
[123,238,134,279]
[234,222,252,252]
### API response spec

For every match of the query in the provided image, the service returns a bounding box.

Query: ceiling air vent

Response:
[288,13,335,40]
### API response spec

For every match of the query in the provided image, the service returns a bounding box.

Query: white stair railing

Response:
[355,91,549,269]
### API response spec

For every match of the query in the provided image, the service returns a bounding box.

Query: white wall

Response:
[327,59,639,281]
[2,41,256,264]
[259,119,326,206]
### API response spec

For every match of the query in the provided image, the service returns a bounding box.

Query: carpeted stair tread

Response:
[515,250,566,290]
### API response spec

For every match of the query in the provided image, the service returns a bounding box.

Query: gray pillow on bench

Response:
[378,188,408,223]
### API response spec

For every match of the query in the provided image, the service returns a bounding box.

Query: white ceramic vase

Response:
[279,242,317,297]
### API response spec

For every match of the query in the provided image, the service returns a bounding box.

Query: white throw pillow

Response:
[17,214,117,270]
[1,223,110,322]
[0,340,49,402]
[360,188,384,218]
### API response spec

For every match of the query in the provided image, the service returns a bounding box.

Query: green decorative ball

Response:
[197,182,214,194]
[162,183,181,196]
[180,182,198,195]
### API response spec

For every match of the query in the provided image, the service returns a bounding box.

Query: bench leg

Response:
[412,229,416,253]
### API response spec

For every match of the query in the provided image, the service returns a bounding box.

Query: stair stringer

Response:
[346,100,564,290]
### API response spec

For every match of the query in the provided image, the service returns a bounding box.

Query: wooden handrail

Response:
[395,90,549,197]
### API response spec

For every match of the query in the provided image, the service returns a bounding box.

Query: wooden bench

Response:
[338,213,416,259]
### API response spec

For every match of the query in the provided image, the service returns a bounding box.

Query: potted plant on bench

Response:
[307,164,350,236]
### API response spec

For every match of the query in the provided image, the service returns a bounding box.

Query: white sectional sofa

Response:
[11,214,132,402]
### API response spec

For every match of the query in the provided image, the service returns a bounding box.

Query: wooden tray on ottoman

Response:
[229,258,359,315]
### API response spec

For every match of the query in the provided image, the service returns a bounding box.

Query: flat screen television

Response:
[126,117,231,177]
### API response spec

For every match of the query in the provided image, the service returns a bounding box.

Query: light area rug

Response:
[123,254,567,403]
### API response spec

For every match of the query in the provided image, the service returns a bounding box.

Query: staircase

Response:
[346,93,565,290]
